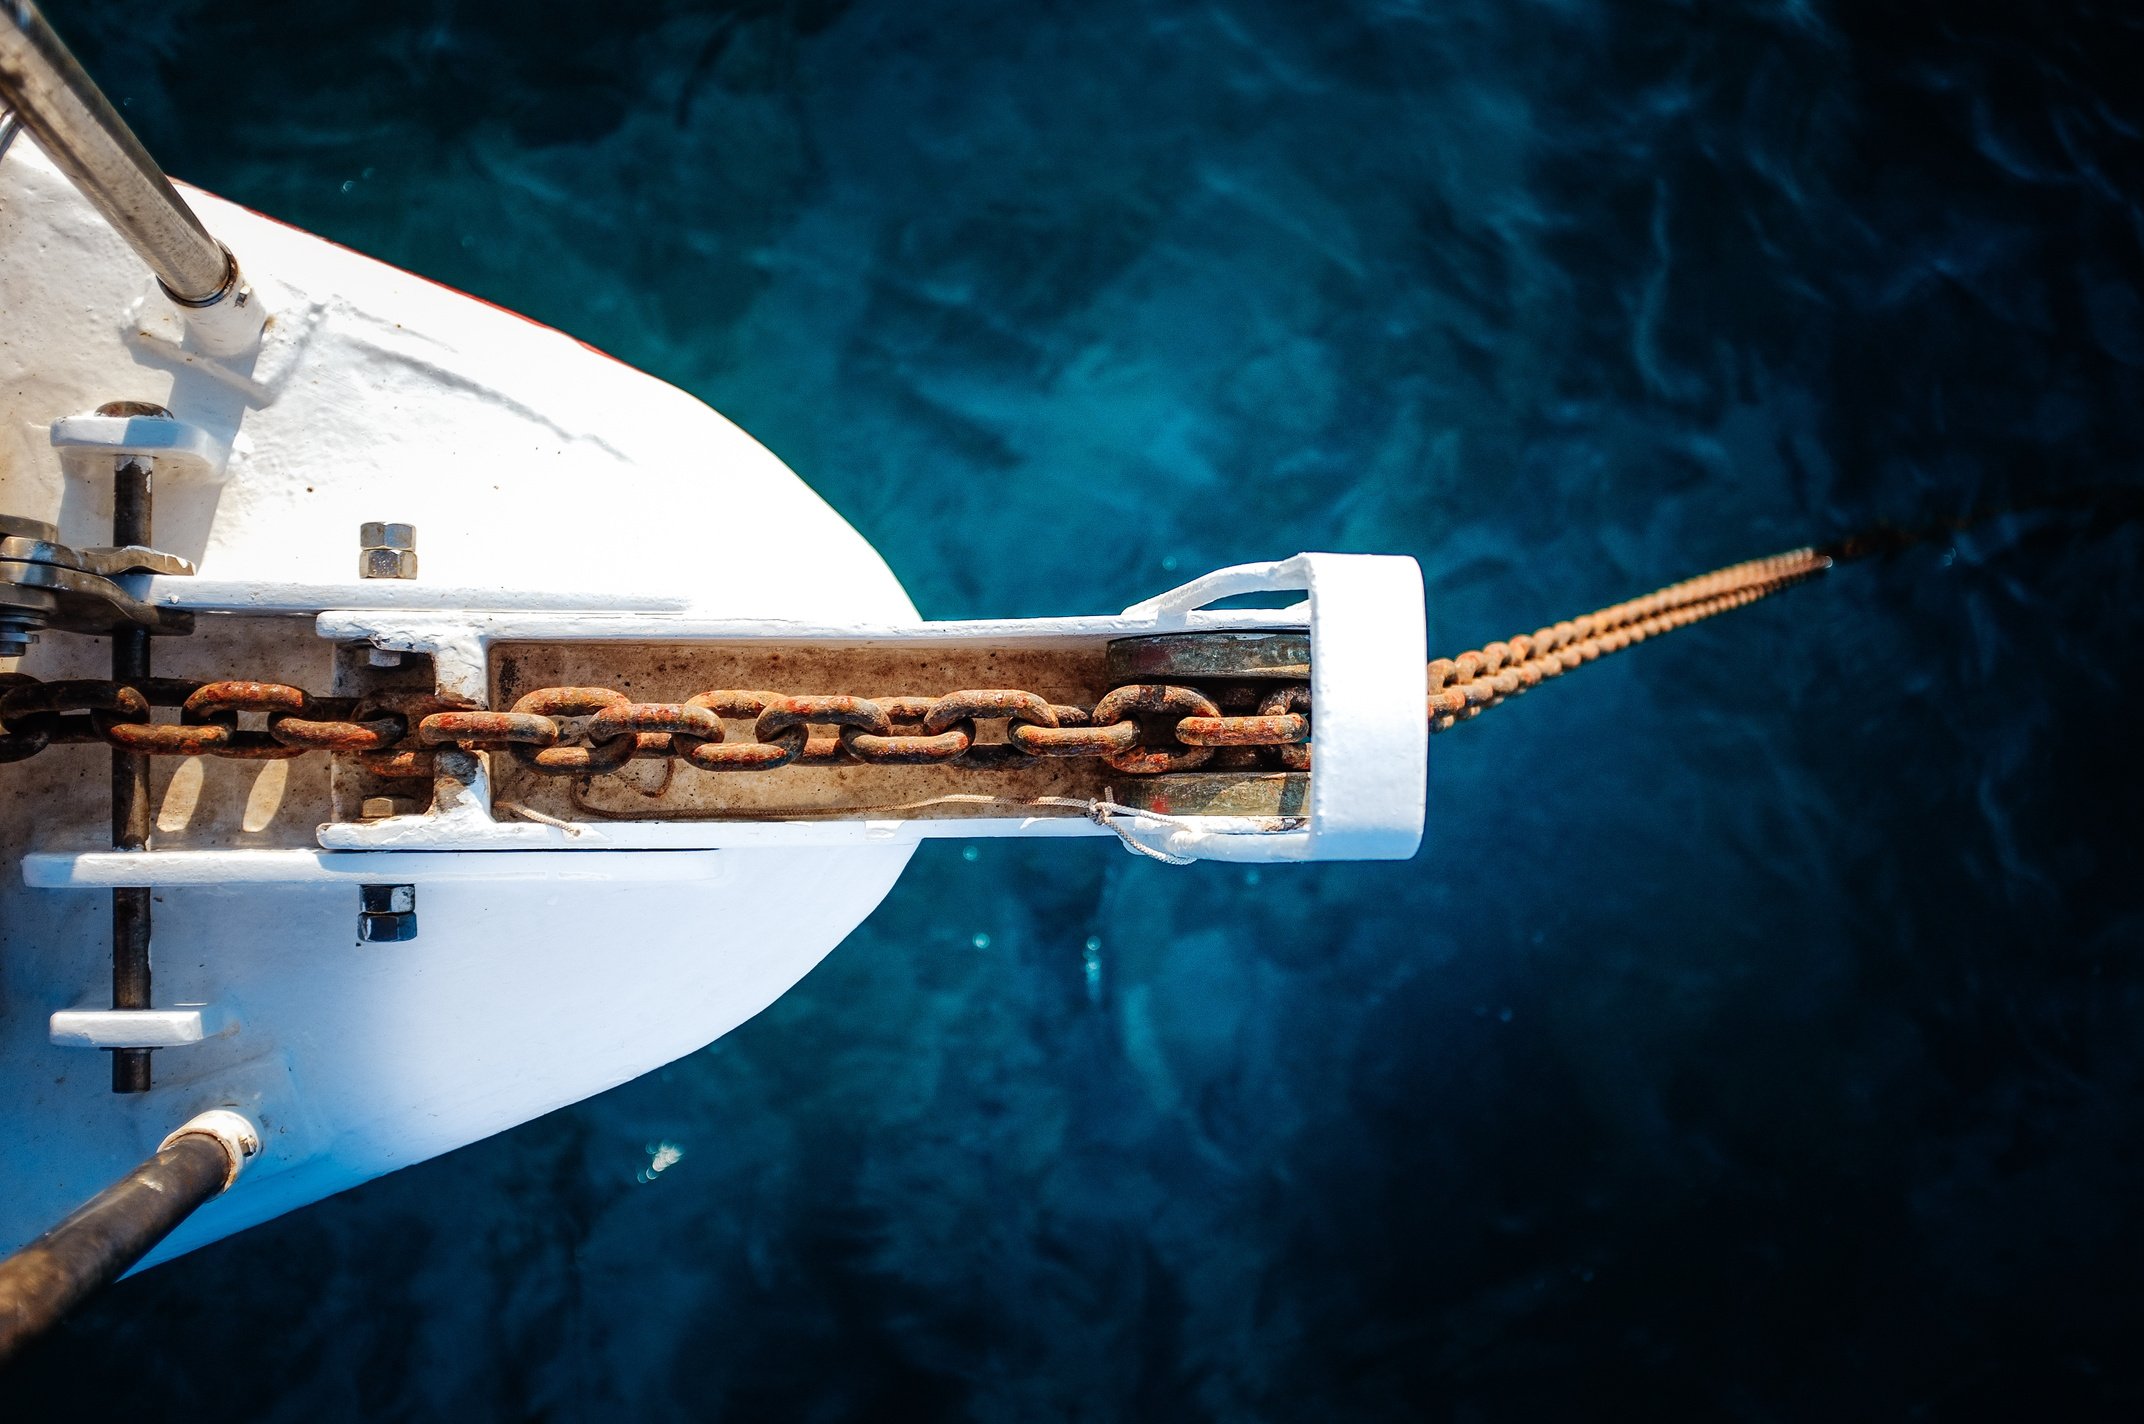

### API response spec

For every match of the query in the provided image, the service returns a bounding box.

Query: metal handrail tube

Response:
[0,0,234,303]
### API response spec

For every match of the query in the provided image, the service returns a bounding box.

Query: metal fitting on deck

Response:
[359,522,417,580]
[0,2,265,354]
[158,1108,263,1192]
[358,883,417,942]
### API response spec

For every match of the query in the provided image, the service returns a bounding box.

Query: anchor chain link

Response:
[0,545,1834,774]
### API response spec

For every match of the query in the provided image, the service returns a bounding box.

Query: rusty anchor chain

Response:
[0,674,418,765]
[1421,547,1831,732]
[0,675,1305,778]
[0,545,1834,779]
[411,682,1299,778]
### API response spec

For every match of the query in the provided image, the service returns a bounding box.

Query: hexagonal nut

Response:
[358,911,419,943]
[359,546,419,580]
[359,883,416,914]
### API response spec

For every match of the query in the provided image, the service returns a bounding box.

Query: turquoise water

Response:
[18,1,2144,1418]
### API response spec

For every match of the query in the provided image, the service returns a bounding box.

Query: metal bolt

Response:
[358,522,417,580]
[357,883,417,942]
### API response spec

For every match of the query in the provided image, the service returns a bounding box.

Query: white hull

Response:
[0,138,920,1265]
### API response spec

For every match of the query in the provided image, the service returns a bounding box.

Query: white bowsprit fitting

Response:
[0,0,1430,1352]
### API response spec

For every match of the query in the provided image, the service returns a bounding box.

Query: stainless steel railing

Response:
[0,0,236,304]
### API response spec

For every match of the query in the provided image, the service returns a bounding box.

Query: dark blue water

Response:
[18,1,2144,1417]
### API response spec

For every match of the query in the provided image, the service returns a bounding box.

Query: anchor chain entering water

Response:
[1422,546,1831,732]
[0,544,1837,777]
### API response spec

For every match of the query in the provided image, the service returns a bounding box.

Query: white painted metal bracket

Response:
[136,577,692,617]
[49,410,231,482]
[49,1003,236,1049]
[309,551,1428,864]
[24,848,727,888]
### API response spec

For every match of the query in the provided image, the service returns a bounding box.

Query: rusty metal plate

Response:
[1107,631,1309,683]
[1115,771,1309,820]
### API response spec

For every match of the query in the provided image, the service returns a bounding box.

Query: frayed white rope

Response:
[782,791,1204,863]
[495,798,585,835]
[1027,793,1200,865]
[558,784,1206,862]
